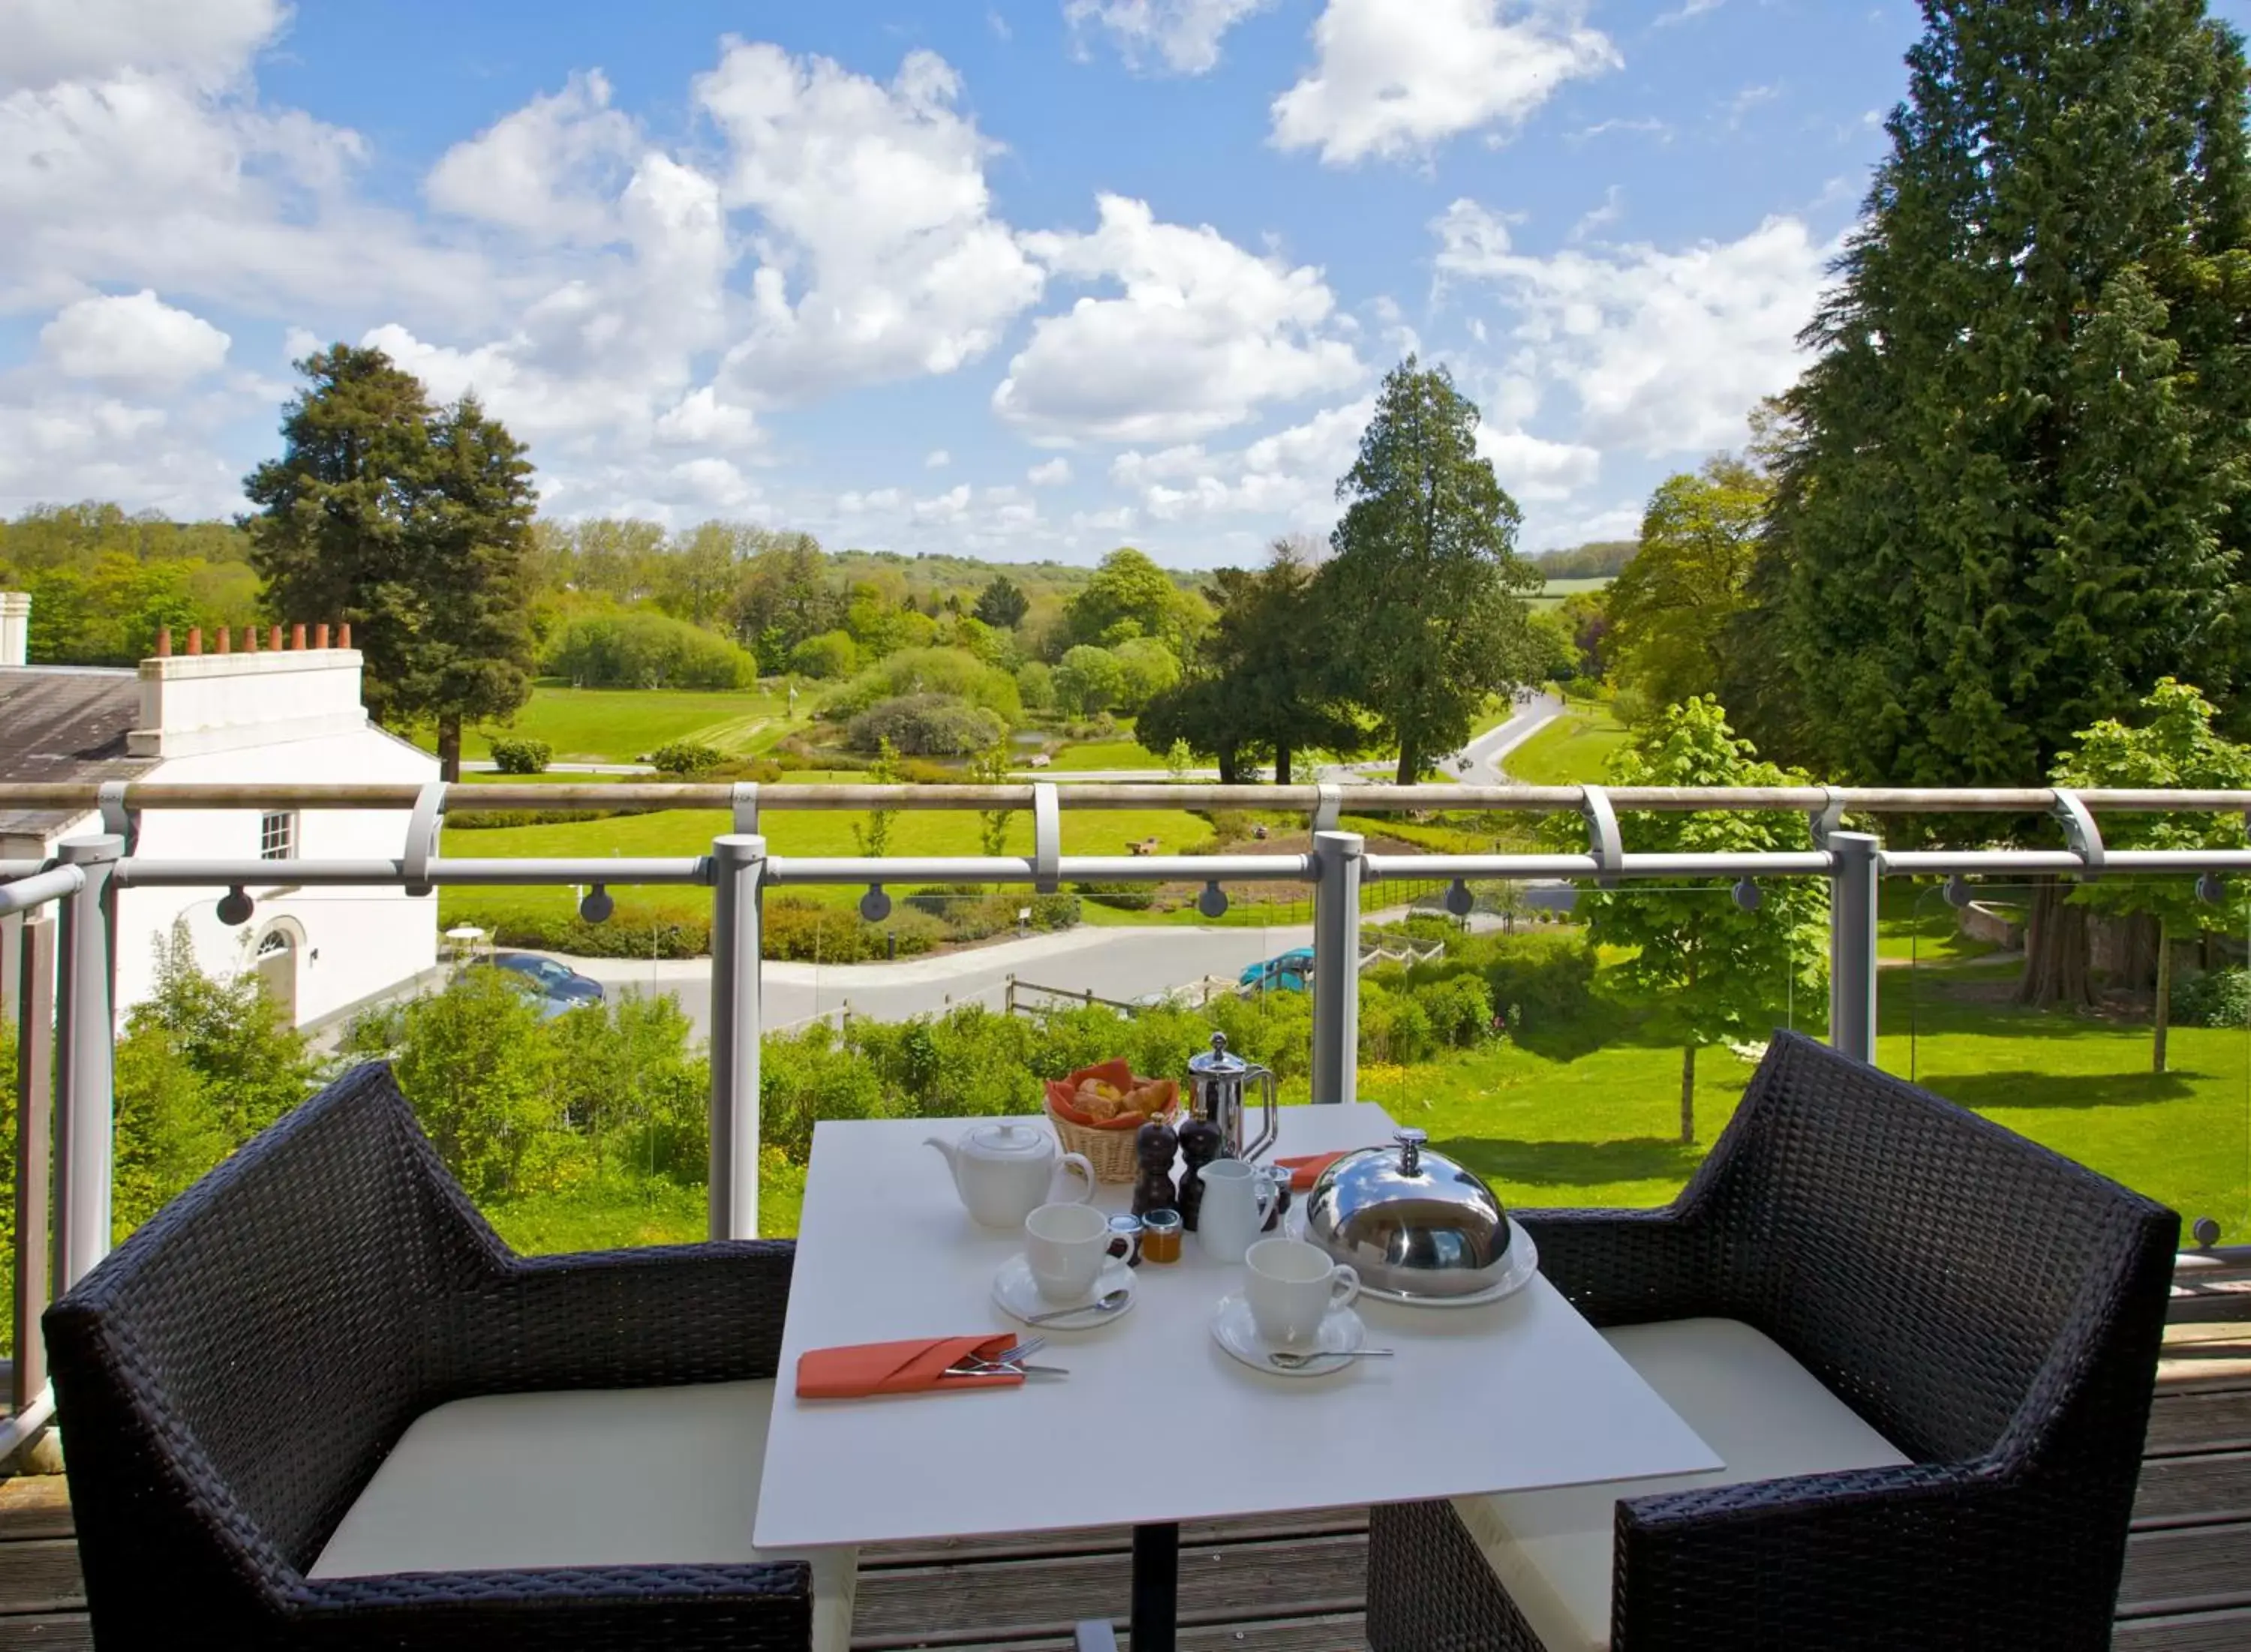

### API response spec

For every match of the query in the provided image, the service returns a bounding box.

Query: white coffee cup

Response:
[1024,1201,1111,1303]
[1198,1159,1279,1264]
[1244,1236,1359,1347]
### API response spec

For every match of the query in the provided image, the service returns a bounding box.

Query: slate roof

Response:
[0,666,155,838]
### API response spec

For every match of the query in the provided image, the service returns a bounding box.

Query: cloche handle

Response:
[1394,1128,1426,1176]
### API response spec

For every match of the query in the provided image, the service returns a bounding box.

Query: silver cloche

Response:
[1301,1128,1512,1299]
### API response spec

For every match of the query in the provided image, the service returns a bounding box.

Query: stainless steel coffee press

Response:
[1184,1032,1277,1161]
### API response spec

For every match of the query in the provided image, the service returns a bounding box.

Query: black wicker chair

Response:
[1366,1030,2179,1652]
[44,1061,836,1650]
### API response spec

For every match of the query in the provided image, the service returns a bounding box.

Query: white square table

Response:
[756,1104,1721,1649]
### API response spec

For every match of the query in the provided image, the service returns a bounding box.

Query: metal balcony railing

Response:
[8,778,2251,1458]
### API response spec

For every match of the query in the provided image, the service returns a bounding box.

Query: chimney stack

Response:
[0,592,29,667]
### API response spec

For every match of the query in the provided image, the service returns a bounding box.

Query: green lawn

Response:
[1526,575,1612,613]
[1386,960,2250,1241]
[1504,704,1632,785]
[1042,738,1160,770]
[446,684,798,765]
[437,800,1223,927]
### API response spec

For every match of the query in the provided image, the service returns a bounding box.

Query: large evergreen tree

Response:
[1752,0,2251,788]
[1321,358,1540,782]
[245,346,539,779]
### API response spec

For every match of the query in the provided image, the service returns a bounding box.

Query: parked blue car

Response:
[493,952,606,1019]
[1238,946,1315,993]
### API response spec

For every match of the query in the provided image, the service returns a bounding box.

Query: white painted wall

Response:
[104,729,439,1029]
[0,593,27,668]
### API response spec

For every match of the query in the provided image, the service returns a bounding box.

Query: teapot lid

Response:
[962,1121,1050,1158]
[1188,1031,1249,1078]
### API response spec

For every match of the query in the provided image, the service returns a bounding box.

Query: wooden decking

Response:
[0,1317,2243,1650]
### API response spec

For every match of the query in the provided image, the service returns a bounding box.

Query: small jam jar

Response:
[1141,1208,1183,1264]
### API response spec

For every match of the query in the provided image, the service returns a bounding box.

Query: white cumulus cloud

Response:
[40,289,231,386]
[994,194,1363,444]
[1435,197,1836,456]
[1065,0,1274,74]
[1027,456,1072,486]
[1271,0,1620,167]
[425,69,636,242]
[699,41,1044,401]
[1109,396,1369,524]
[0,0,286,93]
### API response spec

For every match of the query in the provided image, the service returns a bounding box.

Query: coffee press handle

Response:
[1246,1063,1279,1160]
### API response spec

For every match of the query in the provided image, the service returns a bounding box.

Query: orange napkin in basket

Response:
[796,1335,1025,1399]
[1276,1150,1349,1191]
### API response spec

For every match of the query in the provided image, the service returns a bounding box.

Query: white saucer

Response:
[1352,1219,1540,1308]
[991,1254,1138,1327]
[1210,1293,1366,1377]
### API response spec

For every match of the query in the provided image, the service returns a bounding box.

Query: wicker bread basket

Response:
[1044,1059,1180,1183]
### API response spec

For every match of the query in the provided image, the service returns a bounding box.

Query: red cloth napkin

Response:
[795,1335,1025,1399]
[1276,1150,1349,1192]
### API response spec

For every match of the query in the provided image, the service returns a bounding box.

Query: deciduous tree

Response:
[1606,458,1769,717]
[1544,698,1829,1143]
[2054,679,2251,1071]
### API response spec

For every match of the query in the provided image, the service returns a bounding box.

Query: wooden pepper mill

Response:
[1176,1115,1222,1232]
[1131,1119,1180,1218]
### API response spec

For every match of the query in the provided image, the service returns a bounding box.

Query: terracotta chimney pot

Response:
[338,622,353,647]
[269,625,284,652]
[244,624,258,652]
[315,622,331,649]
[187,627,203,656]
[156,627,173,658]
[291,623,306,650]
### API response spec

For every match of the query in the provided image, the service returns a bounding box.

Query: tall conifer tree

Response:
[1755,0,2251,784]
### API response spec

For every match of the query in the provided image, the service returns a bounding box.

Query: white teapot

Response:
[927,1121,1096,1229]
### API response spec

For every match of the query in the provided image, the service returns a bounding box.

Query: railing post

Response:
[1828,831,1880,1063]
[1311,830,1363,1105]
[53,835,122,1290]
[14,909,54,1412]
[708,834,765,1242]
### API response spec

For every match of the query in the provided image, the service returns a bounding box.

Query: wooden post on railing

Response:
[13,910,55,1412]
[708,835,765,1242]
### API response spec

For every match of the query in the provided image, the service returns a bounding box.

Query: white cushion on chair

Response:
[311,1379,854,1652]
[1450,1317,1910,1652]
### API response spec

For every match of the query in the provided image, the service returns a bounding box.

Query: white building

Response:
[1,595,439,1029]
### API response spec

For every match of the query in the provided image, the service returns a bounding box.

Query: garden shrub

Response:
[488,737,553,774]
[462,898,711,957]
[1015,660,1056,711]
[789,629,859,680]
[846,692,1005,756]
[1073,879,1156,911]
[824,647,1023,724]
[543,611,756,690]
[903,885,1080,939]
[1357,978,1435,1065]
[2174,966,2251,1028]
[648,740,725,776]
[1419,972,1495,1047]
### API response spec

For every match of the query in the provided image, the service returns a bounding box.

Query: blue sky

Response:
[7,0,2248,565]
